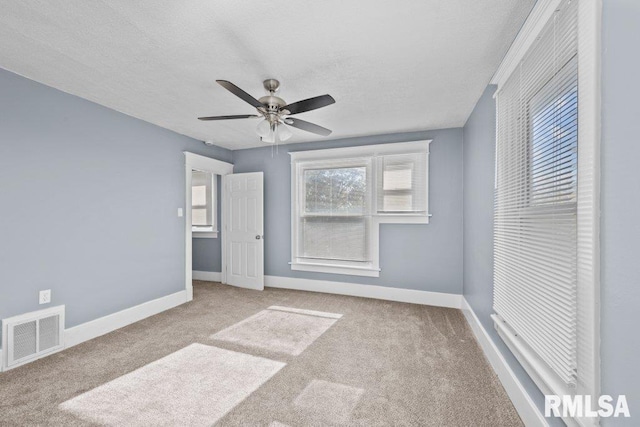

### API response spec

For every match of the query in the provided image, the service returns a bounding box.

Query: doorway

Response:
[184,153,265,299]
[184,152,233,301]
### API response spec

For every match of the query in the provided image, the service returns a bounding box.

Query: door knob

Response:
[256,235,262,240]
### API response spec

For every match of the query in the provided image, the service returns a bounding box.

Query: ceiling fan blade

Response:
[285,118,332,136]
[283,94,335,115]
[216,80,264,108]
[198,114,260,121]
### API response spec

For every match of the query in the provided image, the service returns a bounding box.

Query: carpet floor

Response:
[0,281,522,426]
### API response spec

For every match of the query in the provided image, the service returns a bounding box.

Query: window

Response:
[492,0,599,415]
[191,170,217,238]
[301,160,371,265]
[291,141,430,277]
[377,153,428,214]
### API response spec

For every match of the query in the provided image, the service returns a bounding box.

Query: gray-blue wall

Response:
[463,1,640,421]
[232,129,464,294]
[0,68,231,341]
[462,86,563,425]
[192,177,222,272]
[600,0,640,421]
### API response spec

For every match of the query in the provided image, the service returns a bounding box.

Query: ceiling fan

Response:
[198,79,335,143]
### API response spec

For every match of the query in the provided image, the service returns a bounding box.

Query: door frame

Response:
[184,152,234,301]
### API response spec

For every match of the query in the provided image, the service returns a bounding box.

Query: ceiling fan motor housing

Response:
[258,94,288,123]
[258,95,286,110]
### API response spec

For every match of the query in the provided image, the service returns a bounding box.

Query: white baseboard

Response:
[461,298,548,427]
[264,275,462,309]
[192,271,222,282]
[65,290,188,349]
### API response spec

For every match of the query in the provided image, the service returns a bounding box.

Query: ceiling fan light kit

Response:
[198,79,335,144]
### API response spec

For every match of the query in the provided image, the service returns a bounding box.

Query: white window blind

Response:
[493,0,580,390]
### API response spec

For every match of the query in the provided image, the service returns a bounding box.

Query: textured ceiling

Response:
[0,1,534,149]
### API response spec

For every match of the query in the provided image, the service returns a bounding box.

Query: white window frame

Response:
[191,171,218,239]
[490,0,601,425]
[290,140,431,277]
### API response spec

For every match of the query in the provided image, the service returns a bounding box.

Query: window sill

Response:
[193,230,219,239]
[492,314,572,397]
[375,214,431,224]
[290,262,380,278]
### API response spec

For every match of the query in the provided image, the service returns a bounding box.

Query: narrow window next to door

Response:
[192,170,218,238]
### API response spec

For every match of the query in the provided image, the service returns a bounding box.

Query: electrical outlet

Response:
[39,289,51,304]
[178,208,184,217]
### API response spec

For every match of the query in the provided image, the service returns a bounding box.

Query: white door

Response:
[226,172,264,290]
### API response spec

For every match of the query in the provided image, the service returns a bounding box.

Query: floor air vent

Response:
[2,305,65,371]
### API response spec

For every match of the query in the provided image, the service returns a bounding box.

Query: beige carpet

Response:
[59,344,286,426]
[293,379,365,424]
[0,281,523,426]
[211,306,341,356]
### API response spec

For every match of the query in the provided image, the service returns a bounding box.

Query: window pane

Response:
[192,185,207,206]
[304,167,367,215]
[192,208,209,226]
[383,164,413,190]
[191,170,215,229]
[301,217,368,262]
[530,77,578,206]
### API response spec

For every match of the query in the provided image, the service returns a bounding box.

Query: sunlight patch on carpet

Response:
[211,306,342,356]
[59,344,285,427]
[294,379,364,424]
